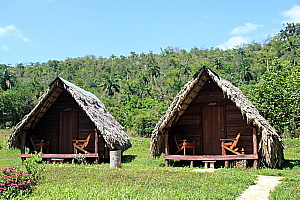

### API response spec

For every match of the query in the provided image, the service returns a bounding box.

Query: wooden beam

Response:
[253,127,258,169]
[164,154,258,161]
[21,153,99,159]
[164,130,169,155]
[165,130,169,167]
[20,131,27,154]
[94,128,98,154]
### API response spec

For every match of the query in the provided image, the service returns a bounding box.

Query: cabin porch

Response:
[20,153,102,164]
[163,126,259,169]
[164,154,259,169]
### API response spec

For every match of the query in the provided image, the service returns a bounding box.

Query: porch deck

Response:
[164,154,258,169]
[20,153,100,164]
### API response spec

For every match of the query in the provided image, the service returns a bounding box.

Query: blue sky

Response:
[1,0,300,66]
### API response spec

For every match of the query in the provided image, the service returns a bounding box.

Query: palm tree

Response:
[147,64,160,86]
[101,75,120,97]
[0,65,16,91]
[179,64,191,75]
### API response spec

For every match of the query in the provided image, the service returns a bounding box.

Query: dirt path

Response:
[236,175,284,200]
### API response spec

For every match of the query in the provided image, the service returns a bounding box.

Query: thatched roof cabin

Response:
[150,67,283,168]
[9,77,131,161]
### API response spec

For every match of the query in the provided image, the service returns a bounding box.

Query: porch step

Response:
[49,158,64,164]
[203,161,216,169]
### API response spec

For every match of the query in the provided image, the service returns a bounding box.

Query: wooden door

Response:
[201,105,225,155]
[59,110,78,153]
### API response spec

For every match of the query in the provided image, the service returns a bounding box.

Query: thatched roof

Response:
[150,67,283,168]
[9,77,131,151]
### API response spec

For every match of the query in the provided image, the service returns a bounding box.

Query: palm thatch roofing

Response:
[150,67,283,168]
[8,77,131,151]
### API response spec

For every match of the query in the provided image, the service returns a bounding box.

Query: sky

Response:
[1,0,300,66]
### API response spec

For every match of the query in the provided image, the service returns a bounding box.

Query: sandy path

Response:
[236,175,284,200]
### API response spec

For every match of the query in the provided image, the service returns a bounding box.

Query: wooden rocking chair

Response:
[220,133,242,155]
[72,134,91,154]
[30,136,49,153]
[174,133,195,155]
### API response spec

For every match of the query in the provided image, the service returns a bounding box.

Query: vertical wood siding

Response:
[31,91,105,155]
[172,80,255,155]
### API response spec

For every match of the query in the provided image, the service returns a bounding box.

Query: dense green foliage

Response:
[0,23,299,137]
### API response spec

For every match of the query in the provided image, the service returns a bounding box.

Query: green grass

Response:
[268,138,300,199]
[0,137,299,199]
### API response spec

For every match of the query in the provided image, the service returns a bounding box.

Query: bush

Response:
[24,152,45,181]
[0,166,36,199]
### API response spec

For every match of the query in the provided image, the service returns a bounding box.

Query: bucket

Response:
[110,150,121,168]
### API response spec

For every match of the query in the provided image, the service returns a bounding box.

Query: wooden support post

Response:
[225,161,230,168]
[94,128,99,164]
[165,159,169,167]
[94,129,98,154]
[191,140,195,167]
[164,130,169,167]
[21,131,27,154]
[190,161,194,168]
[165,130,169,155]
[253,127,258,169]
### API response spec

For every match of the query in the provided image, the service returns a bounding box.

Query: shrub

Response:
[74,153,86,164]
[235,160,248,170]
[23,152,45,181]
[0,166,36,199]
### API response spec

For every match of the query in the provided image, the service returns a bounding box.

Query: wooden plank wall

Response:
[225,104,253,154]
[172,80,255,155]
[31,91,105,155]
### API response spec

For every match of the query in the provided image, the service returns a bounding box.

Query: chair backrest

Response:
[232,133,241,148]
[30,136,41,147]
[173,132,186,149]
[83,134,91,148]
[30,136,35,147]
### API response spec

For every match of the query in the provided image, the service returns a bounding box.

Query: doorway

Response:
[59,109,78,153]
[201,105,225,155]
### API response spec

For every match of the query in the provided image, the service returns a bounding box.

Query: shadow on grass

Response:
[122,155,137,163]
[282,159,300,169]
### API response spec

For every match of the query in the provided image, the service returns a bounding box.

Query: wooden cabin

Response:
[150,67,283,169]
[9,77,131,163]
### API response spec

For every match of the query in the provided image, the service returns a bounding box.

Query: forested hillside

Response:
[0,23,299,138]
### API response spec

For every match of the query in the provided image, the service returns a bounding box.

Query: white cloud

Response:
[1,45,9,51]
[230,23,264,35]
[0,24,30,42]
[217,36,251,50]
[281,5,300,23]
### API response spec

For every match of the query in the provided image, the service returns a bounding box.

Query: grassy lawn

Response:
[0,134,299,199]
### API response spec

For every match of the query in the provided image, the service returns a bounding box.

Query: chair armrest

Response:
[220,138,236,141]
[72,139,87,142]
